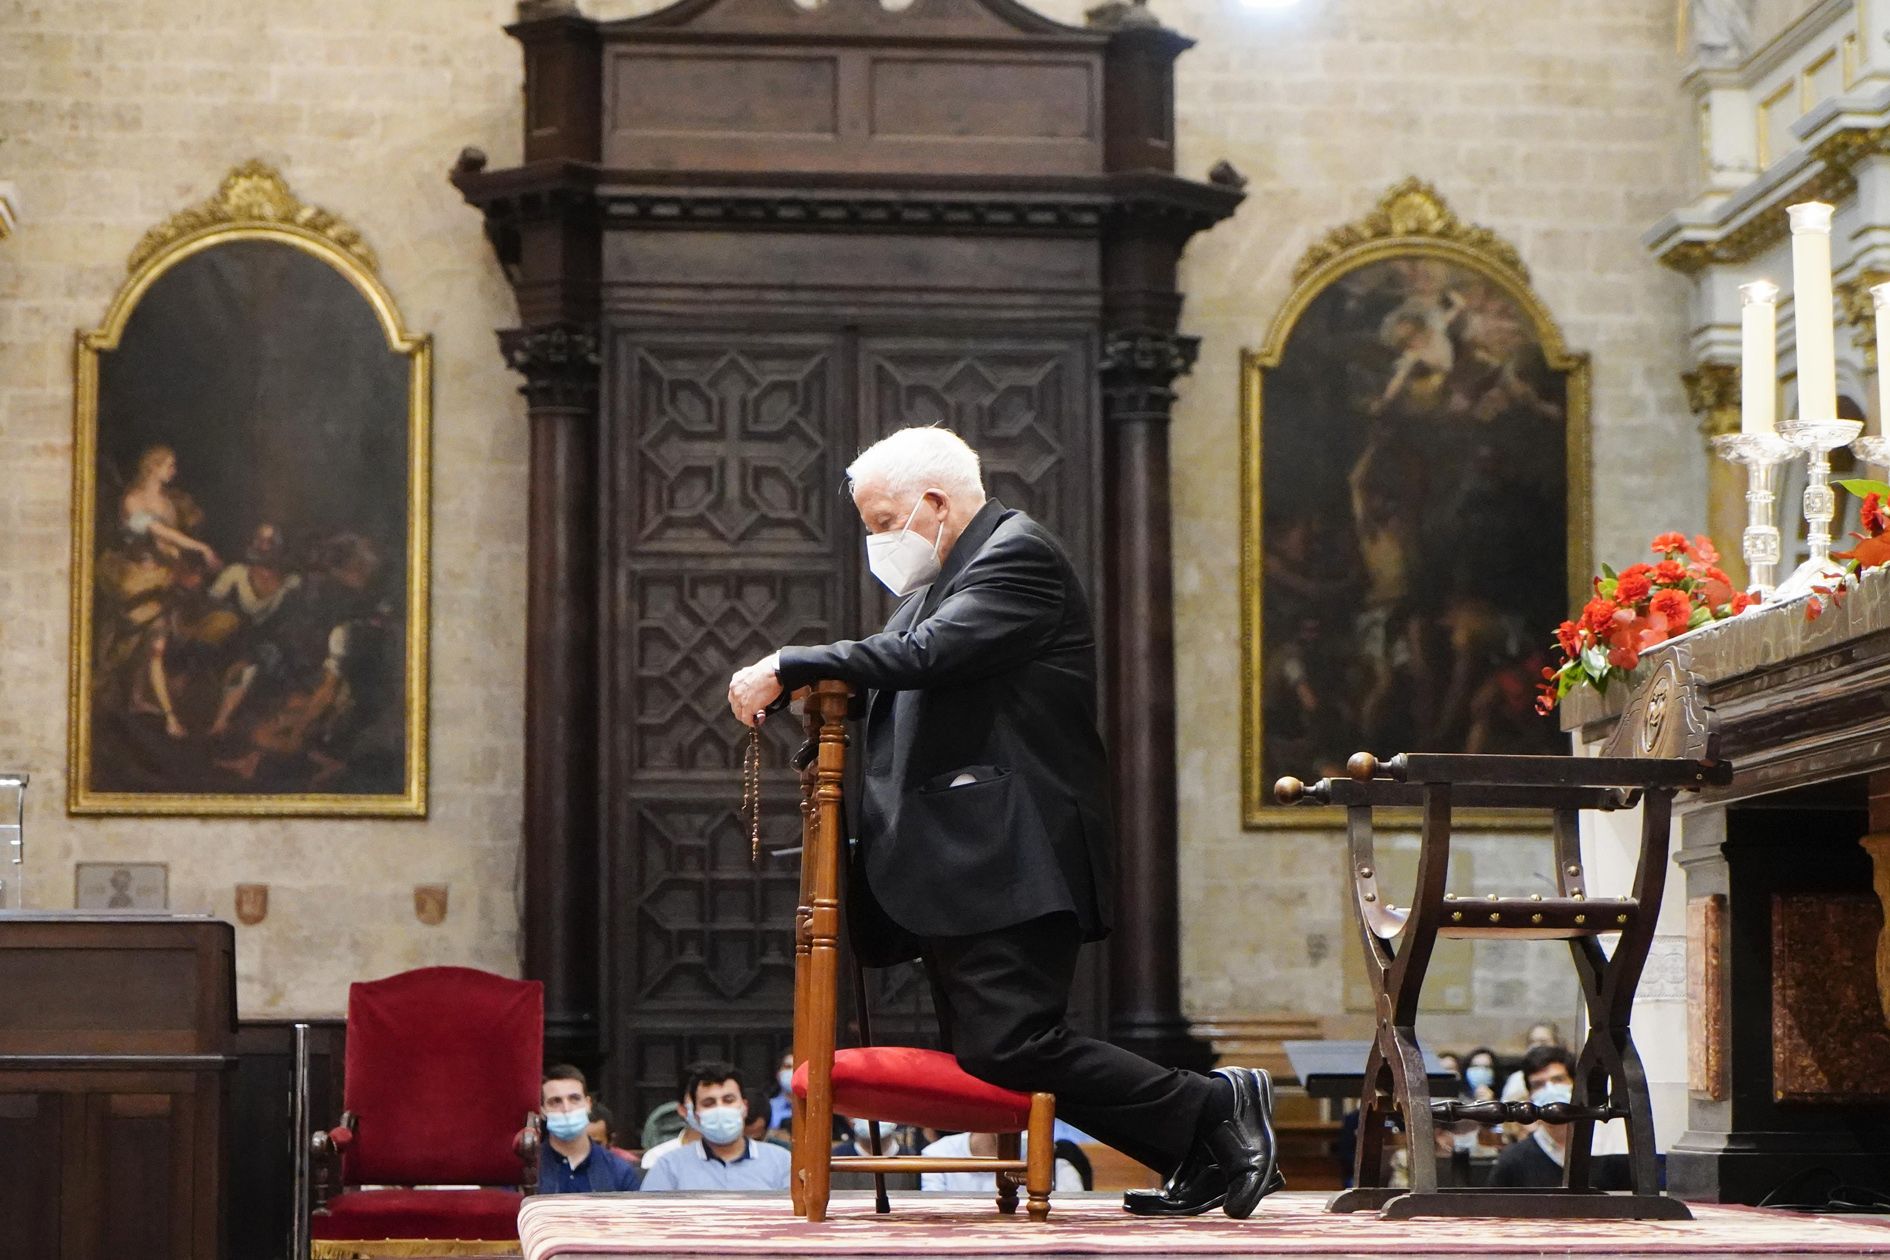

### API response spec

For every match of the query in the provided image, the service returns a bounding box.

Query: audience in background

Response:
[1499,1023,1560,1103]
[745,1086,790,1147]
[639,1061,711,1173]
[1489,1044,1629,1189]
[769,1048,796,1131]
[640,1097,685,1150]
[538,1064,641,1193]
[916,1130,1084,1192]
[1461,1046,1499,1101]
[639,1060,791,1192]
[830,1117,924,1192]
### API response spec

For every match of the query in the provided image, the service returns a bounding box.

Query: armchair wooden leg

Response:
[1026,1092,1055,1223]
[995,1131,1020,1215]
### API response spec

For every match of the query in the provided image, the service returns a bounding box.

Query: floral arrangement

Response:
[1536,533,1751,713]
[1806,479,1890,619]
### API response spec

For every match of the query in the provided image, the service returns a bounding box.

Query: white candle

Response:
[1741,280,1779,435]
[1789,201,1838,424]
[1873,281,1890,436]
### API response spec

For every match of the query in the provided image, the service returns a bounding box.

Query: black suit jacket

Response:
[775,500,1114,961]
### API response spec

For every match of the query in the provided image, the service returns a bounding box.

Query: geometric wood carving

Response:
[627,340,839,548]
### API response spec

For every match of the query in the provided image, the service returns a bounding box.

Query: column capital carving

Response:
[1837,269,1890,367]
[1099,327,1198,422]
[1682,362,1740,441]
[499,322,600,411]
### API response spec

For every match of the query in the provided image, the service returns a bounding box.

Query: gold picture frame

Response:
[69,162,430,816]
[1240,179,1591,829]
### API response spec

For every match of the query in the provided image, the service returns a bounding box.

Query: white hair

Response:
[846,426,986,504]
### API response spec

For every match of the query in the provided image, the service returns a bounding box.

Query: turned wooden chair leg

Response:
[995,1131,1020,1214]
[1025,1092,1055,1222]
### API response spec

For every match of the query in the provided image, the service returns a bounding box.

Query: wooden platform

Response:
[513,1190,1890,1260]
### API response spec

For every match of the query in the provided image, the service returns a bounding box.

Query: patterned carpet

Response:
[517,1190,1890,1259]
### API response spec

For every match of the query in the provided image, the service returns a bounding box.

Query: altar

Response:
[1562,567,1890,1203]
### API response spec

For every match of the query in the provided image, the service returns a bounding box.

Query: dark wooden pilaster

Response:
[1093,7,1242,1071]
[500,323,603,1067]
[1099,327,1211,1071]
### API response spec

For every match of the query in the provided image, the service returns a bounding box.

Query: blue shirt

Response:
[639,1138,791,1192]
[539,1140,641,1193]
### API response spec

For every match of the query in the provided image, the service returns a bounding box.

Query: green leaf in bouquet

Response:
[1836,478,1890,501]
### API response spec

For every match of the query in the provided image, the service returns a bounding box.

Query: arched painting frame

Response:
[1240,179,1590,828]
[69,162,431,815]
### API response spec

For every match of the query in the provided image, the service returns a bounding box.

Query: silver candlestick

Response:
[1773,417,1865,600]
[1854,434,1890,469]
[1710,432,1794,599]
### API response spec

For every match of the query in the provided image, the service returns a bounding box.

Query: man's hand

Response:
[728,652,783,727]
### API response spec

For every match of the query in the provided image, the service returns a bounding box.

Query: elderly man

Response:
[727,426,1277,1218]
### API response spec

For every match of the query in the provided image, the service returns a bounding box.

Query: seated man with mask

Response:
[639,1061,791,1192]
[539,1065,641,1193]
[1488,1044,1630,1189]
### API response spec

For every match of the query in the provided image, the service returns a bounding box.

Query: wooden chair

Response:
[786,680,1057,1223]
[1273,655,1728,1220]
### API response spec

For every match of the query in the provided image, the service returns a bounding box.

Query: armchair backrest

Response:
[340,965,544,1187]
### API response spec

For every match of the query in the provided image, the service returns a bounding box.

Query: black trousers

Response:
[920,912,1214,1175]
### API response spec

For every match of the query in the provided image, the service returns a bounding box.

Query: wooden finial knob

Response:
[1347,752,1379,781]
[1274,776,1305,804]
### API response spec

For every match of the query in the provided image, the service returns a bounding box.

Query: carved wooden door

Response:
[602,323,1100,1119]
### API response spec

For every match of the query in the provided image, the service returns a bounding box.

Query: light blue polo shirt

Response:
[638,1138,791,1192]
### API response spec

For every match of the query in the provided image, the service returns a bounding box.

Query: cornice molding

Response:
[455,162,1241,237]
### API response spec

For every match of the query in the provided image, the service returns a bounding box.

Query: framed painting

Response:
[68,162,430,815]
[1241,179,1590,827]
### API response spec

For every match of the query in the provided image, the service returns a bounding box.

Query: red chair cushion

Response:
[310,1188,522,1242]
[341,966,544,1187]
[793,1046,1032,1133]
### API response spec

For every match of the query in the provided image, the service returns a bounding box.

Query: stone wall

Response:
[0,0,531,1014]
[1020,0,1704,1053]
[3,0,1704,1047]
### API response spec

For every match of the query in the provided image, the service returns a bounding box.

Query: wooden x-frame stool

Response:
[1275,656,1729,1220]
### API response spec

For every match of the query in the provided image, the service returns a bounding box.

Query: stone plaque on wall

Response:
[1772,893,1890,1103]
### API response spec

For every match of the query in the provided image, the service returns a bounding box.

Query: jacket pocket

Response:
[919,765,1010,793]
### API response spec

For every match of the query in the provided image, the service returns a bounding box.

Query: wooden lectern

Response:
[0,914,236,1260]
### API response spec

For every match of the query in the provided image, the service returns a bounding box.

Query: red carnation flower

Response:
[1554,619,1581,658]
[1613,572,1652,605]
[1691,535,1721,565]
[1653,559,1688,585]
[1619,563,1654,580]
[1863,493,1887,536]
[1731,591,1756,613]
[1651,532,1690,556]
[1581,598,1618,636]
[1649,588,1692,633]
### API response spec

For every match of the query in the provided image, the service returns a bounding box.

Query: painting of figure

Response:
[1242,184,1588,824]
[71,165,429,814]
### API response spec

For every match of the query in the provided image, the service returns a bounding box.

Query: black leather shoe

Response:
[1202,1066,1278,1219]
[1121,1146,1284,1217]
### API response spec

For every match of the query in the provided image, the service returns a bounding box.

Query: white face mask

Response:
[865,493,944,597]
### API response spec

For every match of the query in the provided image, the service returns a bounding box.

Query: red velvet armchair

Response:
[295,966,544,1259]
